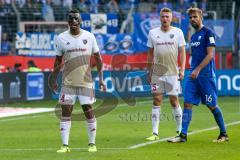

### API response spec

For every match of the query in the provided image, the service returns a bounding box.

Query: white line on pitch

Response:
[128,120,240,149]
[1,121,240,152]
[0,113,52,122]
[0,147,127,152]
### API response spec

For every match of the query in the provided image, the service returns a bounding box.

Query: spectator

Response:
[27,60,41,72]
[190,1,197,8]
[15,0,26,8]
[52,0,61,6]
[63,0,73,10]
[107,0,119,13]
[175,0,189,13]
[119,0,134,16]
[157,0,173,13]
[4,0,11,4]
[77,0,88,12]
[42,0,55,21]
[12,63,22,72]
[1,33,12,55]
[89,0,98,13]
[200,0,207,12]
[23,0,35,8]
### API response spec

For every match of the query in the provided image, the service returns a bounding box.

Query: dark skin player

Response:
[50,11,106,121]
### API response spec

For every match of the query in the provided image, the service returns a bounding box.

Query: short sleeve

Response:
[147,31,153,48]
[178,29,186,47]
[91,34,100,54]
[55,35,63,56]
[206,29,216,47]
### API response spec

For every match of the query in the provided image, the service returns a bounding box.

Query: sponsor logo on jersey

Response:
[156,42,174,45]
[83,39,87,44]
[191,41,200,47]
[67,48,87,53]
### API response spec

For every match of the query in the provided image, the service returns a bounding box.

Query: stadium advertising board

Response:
[239,19,240,50]
[26,73,44,100]
[95,34,136,54]
[15,33,136,56]
[52,70,240,101]
[204,20,234,48]
[0,72,51,104]
[94,70,240,97]
[133,13,234,49]
[0,70,238,104]
[81,13,119,34]
[133,12,188,52]
[16,32,57,56]
[0,25,1,53]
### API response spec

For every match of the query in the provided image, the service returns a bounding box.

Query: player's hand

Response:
[190,68,200,79]
[50,81,58,94]
[99,80,106,92]
[147,71,152,84]
[179,70,185,80]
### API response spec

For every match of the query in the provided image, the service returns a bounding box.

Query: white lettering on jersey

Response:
[191,42,200,47]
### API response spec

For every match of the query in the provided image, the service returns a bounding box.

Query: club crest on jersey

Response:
[83,39,87,44]
[198,36,202,40]
[66,42,70,45]
[170,34,174,39]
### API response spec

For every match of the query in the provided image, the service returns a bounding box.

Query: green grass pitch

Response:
[0,97,239,160]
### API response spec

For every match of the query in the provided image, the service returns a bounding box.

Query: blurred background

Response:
[0,0,239,103]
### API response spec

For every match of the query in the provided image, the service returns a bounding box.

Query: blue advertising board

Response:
[52,69,240,100]
[27,73,44,100]
[95,34,136,55]
[204,20,234,48]
[16,32,57,56]
[16,32,136,56]
[81,13,119,34]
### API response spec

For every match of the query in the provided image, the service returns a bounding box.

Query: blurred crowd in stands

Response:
[0,0,238,56]
[0,0,211,14]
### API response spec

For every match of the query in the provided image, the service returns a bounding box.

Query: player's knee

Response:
[207,106,216,111]
[82,104,94,119]
[184,103,193,109]
[61,105,73,117]
[169,98,179,107]
[153,98,162,106]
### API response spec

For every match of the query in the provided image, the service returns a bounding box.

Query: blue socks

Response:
[181,108,192,135]
[211,106,226,133]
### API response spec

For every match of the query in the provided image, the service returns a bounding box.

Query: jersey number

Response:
[60,94,65,102]
[205,94,213,103]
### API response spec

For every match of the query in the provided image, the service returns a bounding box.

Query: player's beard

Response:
[191,22,200,30]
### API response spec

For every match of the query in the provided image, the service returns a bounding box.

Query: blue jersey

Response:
[190,26,216,77]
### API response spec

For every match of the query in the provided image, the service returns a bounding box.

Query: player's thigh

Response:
[165,75,181,96]
[77,87,96,105]
[151,75,165,94]
[59,85,77,105]
[198,77,217,107]
[183,77,201,106]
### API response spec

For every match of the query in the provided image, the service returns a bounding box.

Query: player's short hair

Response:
[187,7,203,18]
[68,9,80,15]
[160,7,172,16]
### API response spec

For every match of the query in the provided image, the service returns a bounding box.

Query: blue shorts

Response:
[184,76,218,106]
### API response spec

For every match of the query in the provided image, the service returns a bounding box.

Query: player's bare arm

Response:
[179,45,186,80]
[190,46,215,79]
[50,55,62,92]
[93,52,106,91]
[147,47,154,83]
